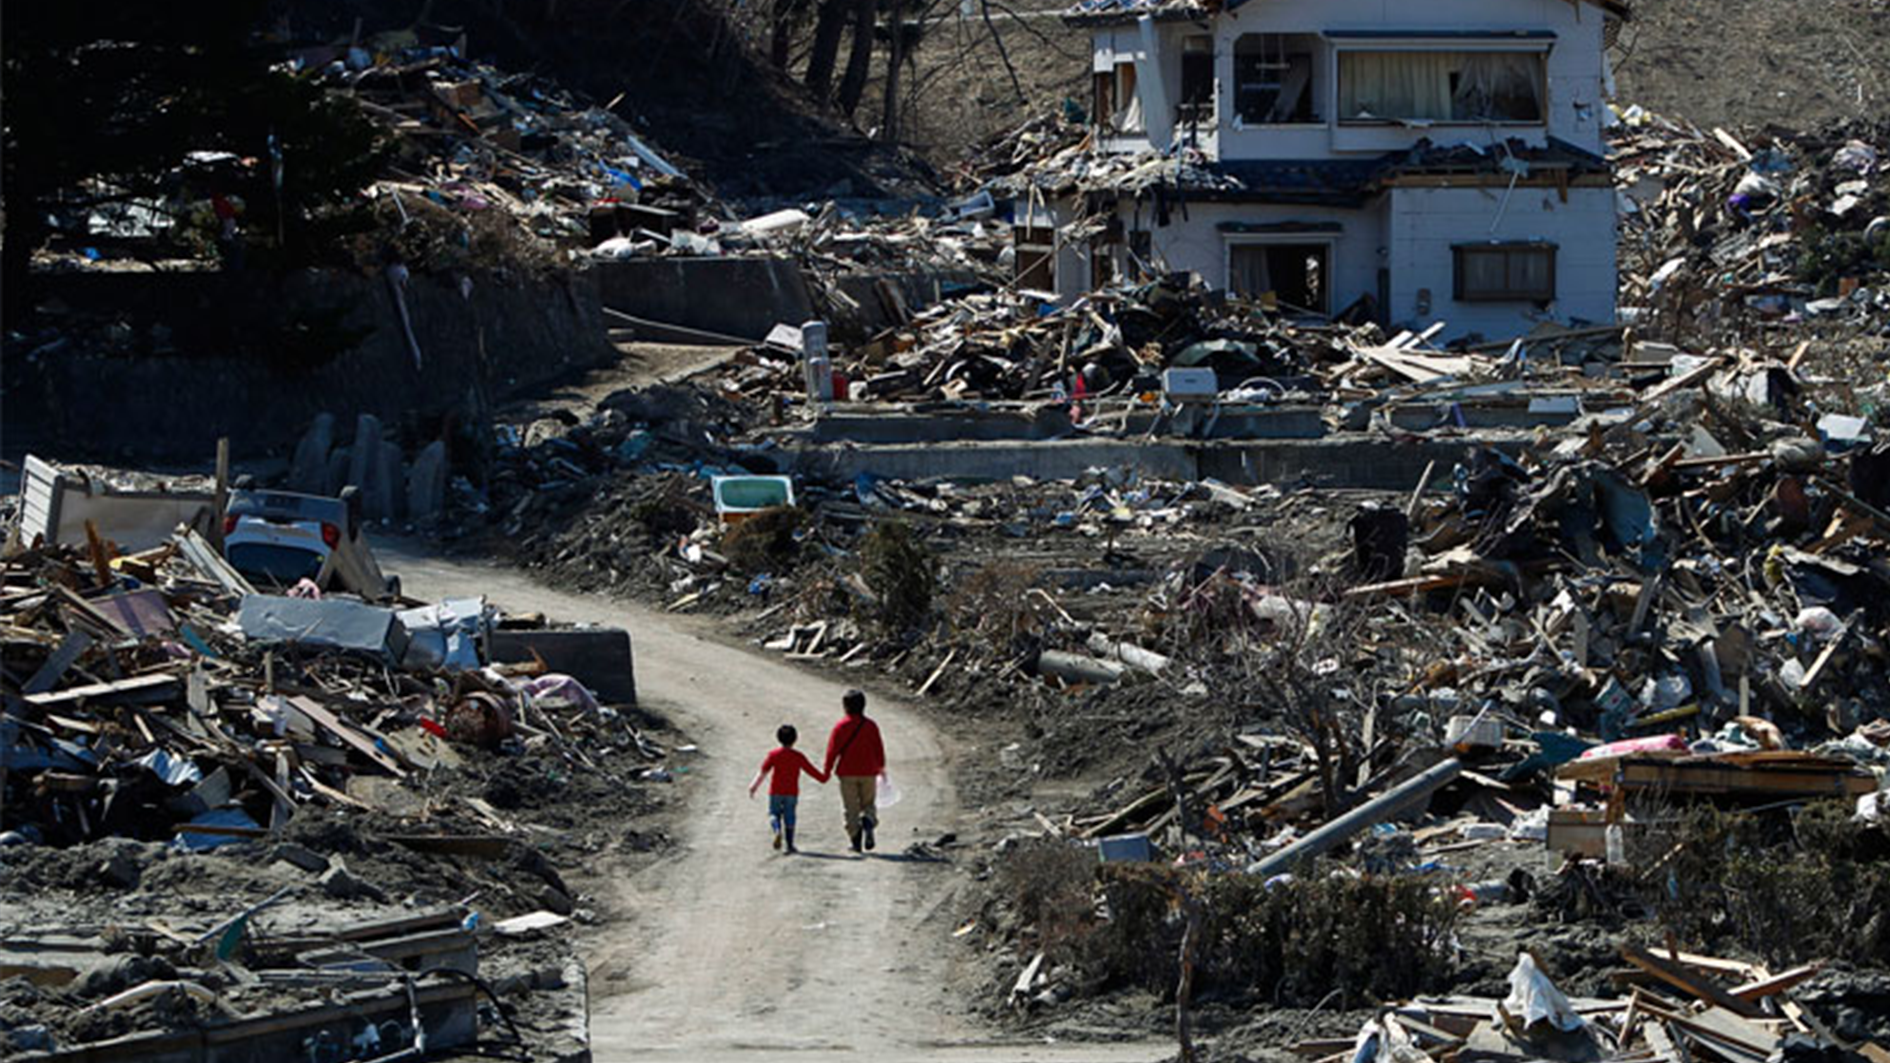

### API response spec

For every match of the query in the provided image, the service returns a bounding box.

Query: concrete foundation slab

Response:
[774,434,1526,491]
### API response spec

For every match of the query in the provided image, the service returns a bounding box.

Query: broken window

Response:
[1453,242,1555,302]
[1015,225,1057,291]
[1229,243,1328,313]
[1338,50,1544,123]
[1093,61,1143,134]
[1233,34,1319,124]
[1178,35,1215,128]
[1126,229,1154,280]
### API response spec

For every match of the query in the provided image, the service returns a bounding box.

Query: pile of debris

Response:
[0,519,666,1058]
[919,317,1890,1053]
[299,39,714,268]
[1305,950,1870,1063]
[1613,107,1890,347]
[954,111,1092,190]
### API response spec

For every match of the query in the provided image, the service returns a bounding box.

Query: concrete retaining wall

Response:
[6,268,618,461]
[593,256,813,341]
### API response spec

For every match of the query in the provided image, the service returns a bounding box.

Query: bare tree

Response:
[835,0,877,117]
[770,0,811,69]
[880,0,906,138]
[804,0,850,101]
[1151,556,1390,821]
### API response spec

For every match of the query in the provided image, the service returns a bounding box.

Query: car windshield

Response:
[226,543,325,587]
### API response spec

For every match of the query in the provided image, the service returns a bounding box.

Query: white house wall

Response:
[1083,0,1613,161]
[1128,200,1386,312]
[1386,185,1616,339]
[1017,199,1095,301]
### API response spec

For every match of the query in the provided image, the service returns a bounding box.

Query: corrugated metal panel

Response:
[20,454,62,544]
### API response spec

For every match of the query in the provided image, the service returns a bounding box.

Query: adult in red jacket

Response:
[823,689,886,852]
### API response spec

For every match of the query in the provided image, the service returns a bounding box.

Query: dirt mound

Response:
[1611,0,1889,131]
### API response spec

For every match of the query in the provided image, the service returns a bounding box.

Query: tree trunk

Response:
[769,0,801,70]
[834,0,875,118]
[879,0,904,140]
[803,0,848,103]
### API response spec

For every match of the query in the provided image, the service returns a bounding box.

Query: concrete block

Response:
[325,446,352,498]
[407,440,448,520]
[371,439,404,521]
[592,256,813,342]
[319,858,387,902]
[273,843,331,874]
[290,413,335,494]
[347,414,382,499]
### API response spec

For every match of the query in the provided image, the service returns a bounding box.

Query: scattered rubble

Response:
[1613,108,1890,352]
[0,512,672,1059]
[423,120,1890,1053]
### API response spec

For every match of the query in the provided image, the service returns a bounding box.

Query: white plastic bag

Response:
[876,771,902,810]
[1503,952,1585,1031]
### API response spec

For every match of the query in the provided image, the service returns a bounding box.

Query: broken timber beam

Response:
[1621,945,1765,1018]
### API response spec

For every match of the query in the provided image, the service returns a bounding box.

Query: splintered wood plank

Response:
[1730,963,1822,1002]
[1621,946,1764,1018]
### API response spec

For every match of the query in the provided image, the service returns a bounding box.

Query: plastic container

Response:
[711,476,795,523]
[1445,713,1502,749]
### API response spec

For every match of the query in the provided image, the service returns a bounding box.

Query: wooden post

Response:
[211,437,231,550]
[1174,884,1203,1063]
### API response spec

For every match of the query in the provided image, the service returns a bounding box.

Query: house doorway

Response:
[1229,242,1329,313]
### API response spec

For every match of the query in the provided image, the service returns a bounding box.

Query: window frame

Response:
[1178,34,1216,128]
[1014,225,1059,291]
[1331,40,1551,127]
[1091,61,1144,134]
[1223,234,1338,314]
[1452,241,1557,303]
[1231,33,1324,127]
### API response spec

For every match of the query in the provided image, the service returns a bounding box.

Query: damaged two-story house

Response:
[1011,0,1628,340]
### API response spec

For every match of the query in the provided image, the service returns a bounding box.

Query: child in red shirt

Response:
[748,725,829,854]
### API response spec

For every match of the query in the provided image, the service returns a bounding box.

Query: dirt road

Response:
[385,546,1164,1063]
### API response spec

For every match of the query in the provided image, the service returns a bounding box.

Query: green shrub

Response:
[1651,802,1890,965]
[997,846,1458,1007]
[860,521,935,632]
[722,505,804,574]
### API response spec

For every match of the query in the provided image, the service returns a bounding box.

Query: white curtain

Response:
[1229,245,1273,298]
[1340,51,1542,121]
[1114,64,1145,132]
[1339,51,1454,120]
[1453,52,1542,121]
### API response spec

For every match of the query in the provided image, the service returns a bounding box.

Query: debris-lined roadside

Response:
[0,492,675,1060]
[8,12,1890,1057]
[380,106,1890,1062]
